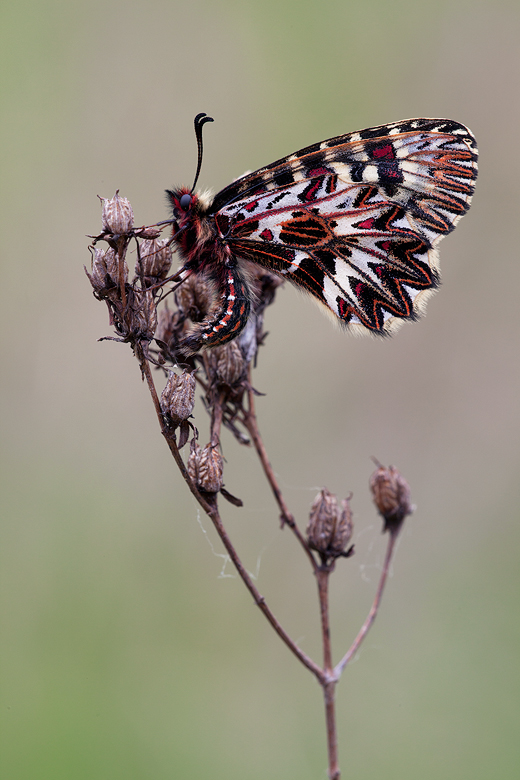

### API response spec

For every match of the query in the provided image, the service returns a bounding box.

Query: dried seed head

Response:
[187,440,223,493]
[86,247,114,293]
[160,370,196,423]
[237,317,258,365]
[136,238,173,285]
[86,247,128,295]
[101,191,134,235]
[248,268,284,314]
[187,439,201,485]
[155,305,178,346]
[236,269,284,364]
[175,273,215,322]
[204,341,246,387]
[370,463,413,534]
[307,489,354,558]
[335,497,354,555]
[130,289,157,340]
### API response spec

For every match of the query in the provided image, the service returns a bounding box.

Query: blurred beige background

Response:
[1,1,519,778]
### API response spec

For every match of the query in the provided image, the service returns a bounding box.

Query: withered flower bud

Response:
[205,341,245,387]
[136,238,173,285]
[187,440,223,493]
[101,191,134,235]
[307,489,354,558]
[160,370,196,423]
[248,269,284,314]
[336,497,354,554]
[155,305,178,347]
[187,439,201,485]
[369,463,413,534]
[175,273,214,321]
[238,317,258,365]
[131,289,157,340]
[86,247,127,294]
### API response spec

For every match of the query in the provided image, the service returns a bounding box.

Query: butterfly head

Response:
[165,187,214,267]
[165,188,201,245]
[167,187,195,223]
[167,186,213,226]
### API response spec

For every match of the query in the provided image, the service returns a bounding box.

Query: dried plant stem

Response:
[335,530,398,678]
[135,342,402,780]
[136,344,326,683]
[116,238,128,311]
[135,343,162,417]
[203,505,325,682]
[317,568,333,673]
[317,568,340,779]
[324,680,340,780]
[243,377,318,573]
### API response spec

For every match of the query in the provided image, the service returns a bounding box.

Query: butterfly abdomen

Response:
[167,188,252,354]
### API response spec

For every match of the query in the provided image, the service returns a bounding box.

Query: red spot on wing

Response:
[338,297,356,322]
[304,180,321,200]
[338,298,348,317]
[372,144,395,160]
[356,218,375,230]
[260,228,274,241]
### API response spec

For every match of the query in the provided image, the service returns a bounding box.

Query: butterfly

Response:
[167,114,478,355]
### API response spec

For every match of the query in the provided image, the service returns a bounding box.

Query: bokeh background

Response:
[1,0,519,778]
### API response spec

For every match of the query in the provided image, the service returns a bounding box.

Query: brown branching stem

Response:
[115,237,128,312]
[317,567,339,779]
[136,342,326,685]
[324,680,340,780]
[335,529,398,678]
[137,343,400,780]
[242,374,319,574]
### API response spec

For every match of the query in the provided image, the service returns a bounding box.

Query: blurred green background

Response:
[1,0,519,777]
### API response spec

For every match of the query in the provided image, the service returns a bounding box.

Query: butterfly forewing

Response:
[209,118,477,335]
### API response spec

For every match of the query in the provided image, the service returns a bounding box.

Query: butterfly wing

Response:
[210,118,478,334]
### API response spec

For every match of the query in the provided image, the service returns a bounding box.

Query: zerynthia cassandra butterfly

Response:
[167,114,478,355]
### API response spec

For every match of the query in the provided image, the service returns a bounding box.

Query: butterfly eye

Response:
[179,193,192,211]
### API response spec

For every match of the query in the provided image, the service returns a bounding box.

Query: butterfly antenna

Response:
[190,113,214,193]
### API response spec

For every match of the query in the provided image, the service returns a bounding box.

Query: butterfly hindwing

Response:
[210,118,478,335]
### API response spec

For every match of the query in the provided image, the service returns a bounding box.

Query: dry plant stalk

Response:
[86,192,414,780]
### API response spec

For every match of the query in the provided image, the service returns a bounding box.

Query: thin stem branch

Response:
[334,530,398,678]
[324,681,340,780]
[135,342,162,417]
[317,567,340,779]
[137,345,326,684]
[116,238,128,311]
[317,568,333,672]
[242,375,318,574]
[207,505,325,683]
